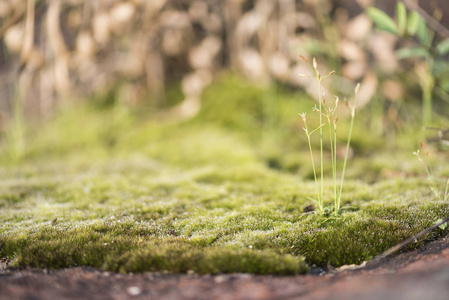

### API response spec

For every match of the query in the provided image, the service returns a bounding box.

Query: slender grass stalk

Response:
[333,117,338,211]
[307,133,321,209]
[326,113,334,207]
[427,159,440,200]
[323,104,338,211]
[444,179,449,201]
[318,79,324,209]
[300,113,321,212]
[418,159,439,199]
[336,83,359,213]
[414,144,442,200]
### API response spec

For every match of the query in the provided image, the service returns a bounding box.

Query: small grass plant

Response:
[413,142,449,201]
[299,56,359,215]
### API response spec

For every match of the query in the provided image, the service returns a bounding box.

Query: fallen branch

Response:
[372,215,449,263]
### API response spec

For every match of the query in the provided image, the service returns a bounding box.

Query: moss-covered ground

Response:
[0,74,448,275]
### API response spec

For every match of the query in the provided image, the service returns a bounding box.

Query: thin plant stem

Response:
[414,146,441,200]
[327,117,335,207]
[307,135,320,207]
[300,112,324,212]
[303,121,321,211]
[325,111,337,211]
[337,84,359,212]
[444,179,449,201]
[333,119,337,211]
[425,161,441,200]
[318,80,324,210]
[422,145,441,200]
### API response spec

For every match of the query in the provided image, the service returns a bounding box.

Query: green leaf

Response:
[436,219,448,230]
[416,15,431,46]
[440,79,449,92]
[367,7,398,35]
[433,60,449,77]
[396,47,429,59]
[407,11,420,35]
[396,2,407,36]
[437,39,449,55]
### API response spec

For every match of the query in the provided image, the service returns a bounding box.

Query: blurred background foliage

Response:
[0,0,448,172]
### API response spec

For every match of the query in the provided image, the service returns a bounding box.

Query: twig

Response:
[371,215,449,263]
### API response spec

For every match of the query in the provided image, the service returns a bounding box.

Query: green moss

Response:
[0,225,308,275]
[0,74,448,274]
[106,244,307,275]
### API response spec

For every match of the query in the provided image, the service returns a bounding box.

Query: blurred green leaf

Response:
[433,60,449,76]
[396,2,407,36]
[437,39,449,55]
[367,7,398,35]
[407,11,420,35]
[416,15,431,46]
[440,79,449,92]
[396,47,429,59]
[436,219,448,230]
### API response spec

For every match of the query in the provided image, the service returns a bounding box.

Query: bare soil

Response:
[1,234,449,300]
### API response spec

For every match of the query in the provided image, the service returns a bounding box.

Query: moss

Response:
[0,74,448,274]
[0,226,308,275]
[106,244,308,275]
[1,168,446,272]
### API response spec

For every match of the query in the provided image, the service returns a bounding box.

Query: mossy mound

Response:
[0,74,448,274]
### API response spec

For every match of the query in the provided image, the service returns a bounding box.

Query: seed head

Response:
[329,70,335,76]
[313,58,320,77]
[300,55,308,62]
[419,142,430,156]
[413,150,424,164]
[335,96,339,107]
[355,83,361,94]
[299,112,307,123]
[333,117,338,130]
[322,97,326,105]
